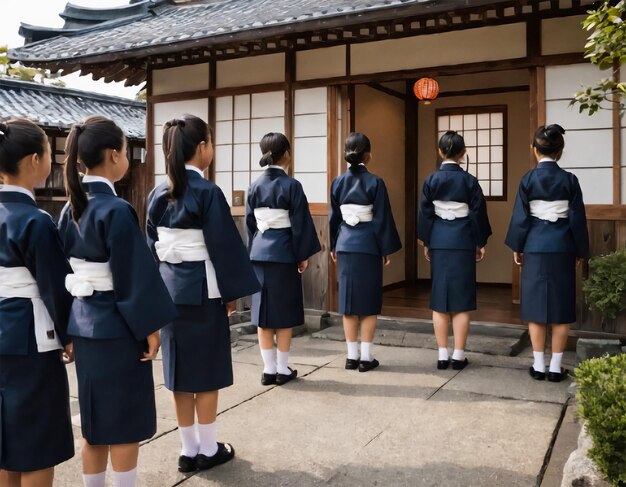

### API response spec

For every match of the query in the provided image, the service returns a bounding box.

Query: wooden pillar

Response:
[612,60,621,205]
[285,46,295,177]
[405,80,418,285]
[208,55,217,182]
[327,87,339,312]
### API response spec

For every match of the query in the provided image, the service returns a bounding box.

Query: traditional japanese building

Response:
[10,0,625,335]
[0,78,146,219]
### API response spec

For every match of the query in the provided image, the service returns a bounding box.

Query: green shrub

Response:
[575,354,626,486]
[583,249,626,320]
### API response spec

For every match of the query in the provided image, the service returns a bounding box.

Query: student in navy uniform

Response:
[505,124,588,383]
[147,115,260,473]
[246,133,321,386]
[329,132,402,373]
[418,131,492,371]
[0,120,74,487]
[58,116,177,487]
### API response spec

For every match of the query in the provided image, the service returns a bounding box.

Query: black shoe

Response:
[195,443,235,471]
[547,368,569,383]
[451,358,469,370]
[178,455,196,473]
[528,366,546,381]
[345,358,360,370]
[261,373,277,386]
[437,359,451,370]
[358,358,379,373]
[276,367,298,385]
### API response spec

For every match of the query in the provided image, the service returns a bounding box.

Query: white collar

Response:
[539,157,556,163]
[0,184,35,201]
[266,165,287,173]
[185,165,205,177]
[441,160,459,166]
[82,175,117,195]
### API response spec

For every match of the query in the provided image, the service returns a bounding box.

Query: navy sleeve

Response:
[372,178,402,256]
[107,204,178,340]
[329,179,342,252]
[469,178,492,248]
[505,175,532,253]
[568,175,590,258]
[145,189,159,260]
[24,214,73,346]
[245,188,257,251]
[203,186,260,302]
[417,177,435,247]
[289,182,321,262]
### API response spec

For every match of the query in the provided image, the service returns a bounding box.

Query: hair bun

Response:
[544,124,565,137]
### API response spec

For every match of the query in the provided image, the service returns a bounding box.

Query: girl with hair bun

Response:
[58,115,177,487]
[506,124,589,383]
[329,132,402,373]
[147,114,259,473]
[246,132,321,386]
[0,119,74,487]
[418,130,492,371]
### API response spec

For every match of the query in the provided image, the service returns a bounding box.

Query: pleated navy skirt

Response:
[521,252,576,324]
[0,345,74,472]
[73,336,156,445]
[161,297,233,393]
[251,262,304,329]
[430,249,477,313]
[337,252,383,316]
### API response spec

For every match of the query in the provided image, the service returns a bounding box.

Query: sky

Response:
[1,0,140,99]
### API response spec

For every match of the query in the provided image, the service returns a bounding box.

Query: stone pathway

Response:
[55,332,574,486]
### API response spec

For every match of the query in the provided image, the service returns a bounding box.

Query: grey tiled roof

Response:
[0,79,145,139]
[10,0,437,63]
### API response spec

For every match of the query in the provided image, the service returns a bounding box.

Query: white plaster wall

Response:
[351,23,526,76]
[541,16,587,55]
[355,85,406,286]
[217,53,285,88]
[152,63,210,95]
[296,46,346,81]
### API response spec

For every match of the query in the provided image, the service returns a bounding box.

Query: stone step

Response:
[313,314,529,356]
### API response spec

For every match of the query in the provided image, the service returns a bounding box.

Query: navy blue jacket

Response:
[147,169,260,305]
[329,165,402,256]
[58,182,177,341]
[418,164,492,250]
[246,168,321,264]
[505,160,589,257]
[0,191,72,355]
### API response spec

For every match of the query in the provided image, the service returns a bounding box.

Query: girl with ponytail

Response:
[58,116,177,487]
[418,131,492,371]
[506,124,589,383]
[147,114,259,473]
[329,132,402,373]
[0,119,74,487]
[246,132,321,386]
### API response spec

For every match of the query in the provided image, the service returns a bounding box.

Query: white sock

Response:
[277,350,291,375]
[112,468,137,487]
[533,351,545,373]
[198,422,218,457]
[452,349,465,361]
[83,472,106,487]
[549,352,564,373]
[361,342,373,362]
[260,347,277,375]
[438,348,449,361]
[178,424,199,457]
[346,341,359,360]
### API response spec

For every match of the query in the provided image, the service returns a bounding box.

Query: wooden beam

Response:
[586,205,626,221]
[613,61,621,205]
[438,85,530,98]
[405,80,418,285]
[367,82,405,100]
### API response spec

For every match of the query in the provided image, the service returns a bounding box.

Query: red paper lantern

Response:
[413,77,439,104]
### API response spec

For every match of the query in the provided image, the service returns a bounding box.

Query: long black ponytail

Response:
[64,115,125,221]
[162,114,211,200]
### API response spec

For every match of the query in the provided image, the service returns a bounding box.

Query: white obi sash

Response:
[433,200,470,221]
[254,208,291,234]
[154,227,221,299]
[340,204,374,227]
[529,200,569,222]
[65,258,114,298]
[0,266,62,352]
